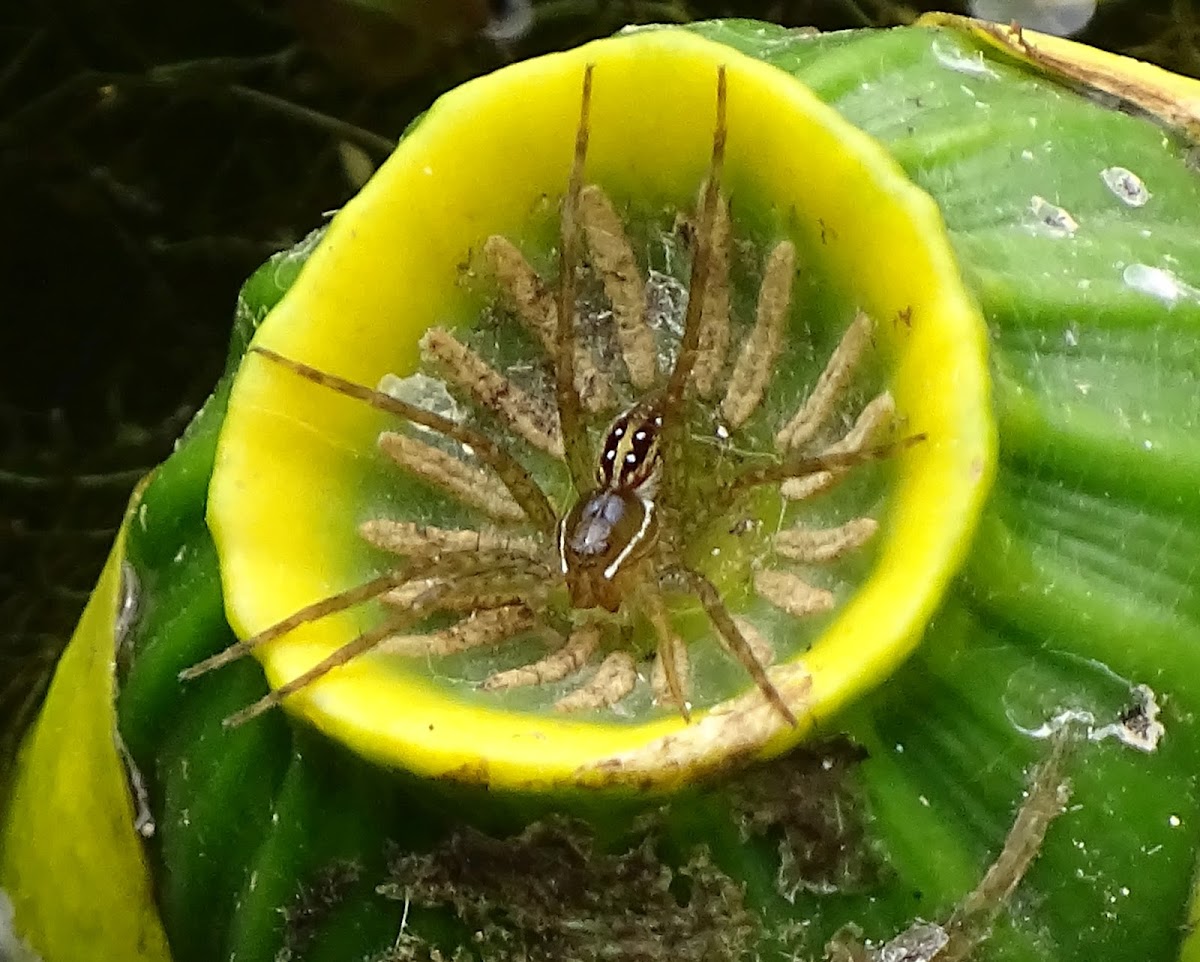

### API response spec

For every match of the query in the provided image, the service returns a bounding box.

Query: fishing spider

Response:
[184,66,917,729]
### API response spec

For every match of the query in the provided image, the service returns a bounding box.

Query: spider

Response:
[182,65,920,729]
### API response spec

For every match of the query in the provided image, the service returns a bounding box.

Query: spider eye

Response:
[483,0,534,42]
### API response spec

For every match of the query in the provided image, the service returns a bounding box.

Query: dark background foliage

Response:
[0,0,1189,762]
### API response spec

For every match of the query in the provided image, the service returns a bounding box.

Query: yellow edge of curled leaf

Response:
[208,27,996,791]
[921,12,1200,141]
[0,483,174,962]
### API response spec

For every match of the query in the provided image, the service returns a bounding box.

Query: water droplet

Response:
[1122,263,1200,307]
[969,0,1096,35]
[931,37,998,78]
[1101,166,1151,207]
[483,0,533,42]
[380,371,467,428]
[115,561,141,651]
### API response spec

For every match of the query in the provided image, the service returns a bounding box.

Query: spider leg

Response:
[731,615,775,668]
[381,603,536,656]
[251,347,556,534]
[664,563,797,728]
[182,543,552,683]
[642,585,691,720]
[378,431,526,523]
[661,66,727,421]
[179,570,408,680]
[483,234,614,413]
[553,64,596,489]
[780,391,896,501]
[650,636,690,720]
[420,327,564,459]
[221,558,552,727]
[380,565,553,614]
[223,609,421,728]
[725,432,925,504]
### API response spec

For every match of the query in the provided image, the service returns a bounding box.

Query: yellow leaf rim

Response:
[0,490,174,962]
[208,27,996,791]
[920,13,1200,141]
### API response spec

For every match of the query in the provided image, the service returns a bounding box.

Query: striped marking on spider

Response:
[182,66,921,728]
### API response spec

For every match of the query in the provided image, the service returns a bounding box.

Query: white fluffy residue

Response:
[1,891,43,962]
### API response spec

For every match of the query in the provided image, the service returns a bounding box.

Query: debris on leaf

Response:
[377,816,757,962]
[727,737,882,901]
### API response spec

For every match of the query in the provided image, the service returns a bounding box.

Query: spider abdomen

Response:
[559,489,657,612]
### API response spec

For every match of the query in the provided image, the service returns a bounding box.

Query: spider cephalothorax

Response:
[559,399,664,612]
[182,64,918,730]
